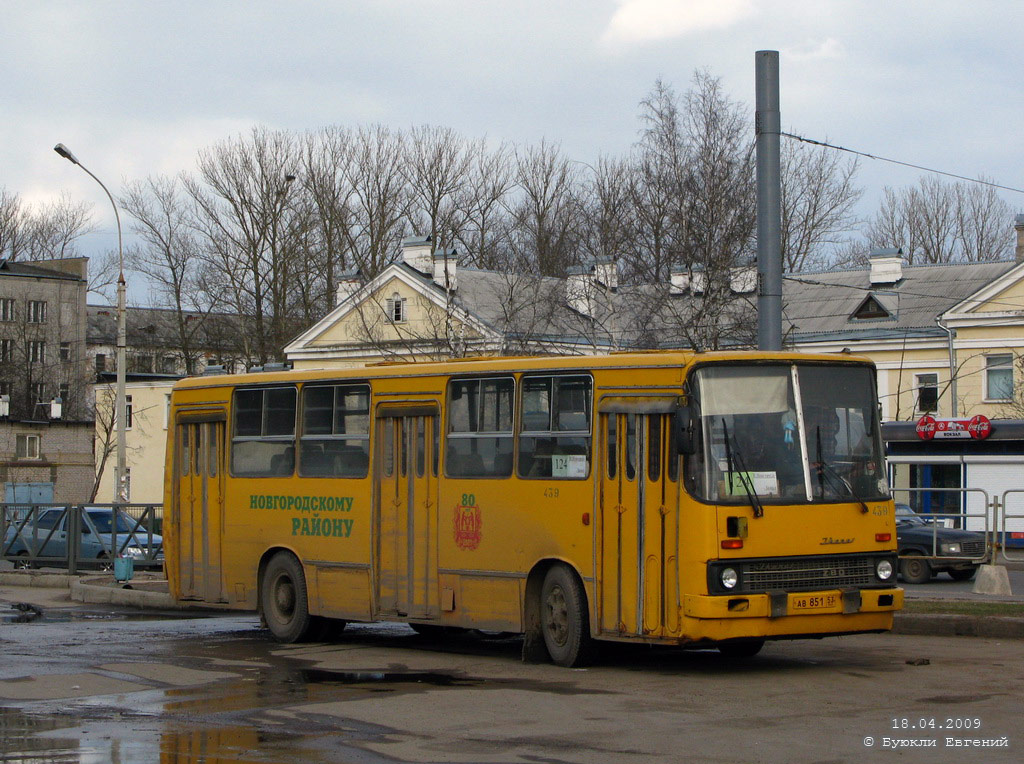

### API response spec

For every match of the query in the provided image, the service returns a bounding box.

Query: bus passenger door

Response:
[375,406,439,620]
[175,417,226,603]
[599,408,677,637]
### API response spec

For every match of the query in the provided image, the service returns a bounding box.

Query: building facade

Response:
[0,257,94,502]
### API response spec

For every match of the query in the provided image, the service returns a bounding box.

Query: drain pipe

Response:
[936,317,957,417]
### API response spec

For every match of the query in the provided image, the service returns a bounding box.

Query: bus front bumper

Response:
[683,587,903,620]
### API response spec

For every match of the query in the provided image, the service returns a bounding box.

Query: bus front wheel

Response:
[261,553,312,642]
[540,565,594,668]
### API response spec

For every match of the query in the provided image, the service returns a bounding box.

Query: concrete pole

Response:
[755,50,783,351]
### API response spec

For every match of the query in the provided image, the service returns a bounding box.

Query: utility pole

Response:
[755,50,783,351]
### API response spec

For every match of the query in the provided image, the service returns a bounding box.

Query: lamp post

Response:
[54,143,128,503]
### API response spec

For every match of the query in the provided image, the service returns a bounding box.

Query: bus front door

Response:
[599,411,678,637]
[175,418,226,603]
[375,409,439,621]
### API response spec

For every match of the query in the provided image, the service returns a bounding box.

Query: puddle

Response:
[298,668,473,687]
[2,607,210,625]
[0,706,81,761]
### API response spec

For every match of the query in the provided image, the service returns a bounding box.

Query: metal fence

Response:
[1,503,164,574]
[890,485,1024,570]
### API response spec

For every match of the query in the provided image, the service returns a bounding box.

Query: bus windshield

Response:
[687,363,889,505]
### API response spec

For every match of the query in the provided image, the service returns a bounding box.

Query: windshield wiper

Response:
[722,419,764,518]
[814,426,869,513]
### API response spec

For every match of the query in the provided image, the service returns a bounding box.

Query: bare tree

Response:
[121,176,220,375]
[345,125,412,277]
[512,139,582,276]
[405,125,477,250]
[865,175,1014,264]
[780,141,862,272]
[454,142,516,270]
[300,127,360,316]
[183,127,305,363]
[577,156,636,267]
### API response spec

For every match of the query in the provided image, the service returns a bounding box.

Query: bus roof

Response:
[172,349,876,391]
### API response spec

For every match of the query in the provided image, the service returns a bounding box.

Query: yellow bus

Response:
[165,350,902,666]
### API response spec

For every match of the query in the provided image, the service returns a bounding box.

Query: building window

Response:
[915,373,938,413]
[985,354,1014,401]
[27,301,47,323]
[28,340,45,363]
[164,393,171,430]
[129,354,154,373]
[31,382,46,403]
[60,342,71,361]
[385,293,406,323]
[16,433,40,459]
[59,383,69,402]
[0,299,14,322]
[95,353,106,373]
[0,339,11,363]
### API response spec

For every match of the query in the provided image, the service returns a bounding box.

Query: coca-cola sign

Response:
[916,414,992,440]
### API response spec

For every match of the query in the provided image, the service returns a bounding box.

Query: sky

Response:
[3,1,1023,302]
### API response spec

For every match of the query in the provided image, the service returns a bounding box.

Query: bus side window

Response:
[607,415,616,479]
[230,386,297,477]
[625,414,637,481]
[446,377,514,478]
[299,384,370,478]
[647,416,661,482]
[517,374,592,479]
[382,419,394,478]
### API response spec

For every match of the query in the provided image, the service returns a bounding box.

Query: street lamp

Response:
[54,143,128,504]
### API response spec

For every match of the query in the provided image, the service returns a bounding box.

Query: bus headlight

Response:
[876,559,894,581]
[940,543,961,555]
[720,567,738,589]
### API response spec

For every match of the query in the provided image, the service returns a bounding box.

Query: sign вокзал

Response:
[915,414,992,440]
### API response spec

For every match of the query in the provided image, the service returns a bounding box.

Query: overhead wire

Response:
[781,132,1024,196]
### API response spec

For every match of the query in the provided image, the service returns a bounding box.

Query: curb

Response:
[69,576,182,610]
[892,612,1024,640]
[0,571,74,589]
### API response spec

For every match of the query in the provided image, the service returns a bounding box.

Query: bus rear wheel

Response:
[261,553,312,643]
[540,565,594,668]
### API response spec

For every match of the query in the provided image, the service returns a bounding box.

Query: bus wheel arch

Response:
[259,549,314,643]
[523,560,595,667]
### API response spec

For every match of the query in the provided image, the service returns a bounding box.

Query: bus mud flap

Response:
[842,590,862,614]
[769,591,787,618]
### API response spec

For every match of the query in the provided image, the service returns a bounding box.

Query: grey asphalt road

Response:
[0,585,1021,764]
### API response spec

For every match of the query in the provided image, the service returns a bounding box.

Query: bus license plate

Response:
[791,593,838,612]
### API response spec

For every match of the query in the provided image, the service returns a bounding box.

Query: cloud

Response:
[601,0,756,45]
[784,37,845,61]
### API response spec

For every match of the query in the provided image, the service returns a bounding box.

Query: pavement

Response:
[2,566,1023,640]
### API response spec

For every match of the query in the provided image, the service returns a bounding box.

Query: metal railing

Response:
[1,503,164,574]
[998,490,1024,564]
[889,487,992,566]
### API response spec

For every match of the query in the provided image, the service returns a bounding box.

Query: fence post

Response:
[67,504,80,576]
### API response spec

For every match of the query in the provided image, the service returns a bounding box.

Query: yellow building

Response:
[93,380,173,505]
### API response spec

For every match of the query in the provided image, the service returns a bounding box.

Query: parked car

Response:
[2,506,162,566]
[895,503,986,584]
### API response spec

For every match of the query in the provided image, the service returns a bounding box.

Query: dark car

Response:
[2,506,162,566]
[895,503,986,584]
